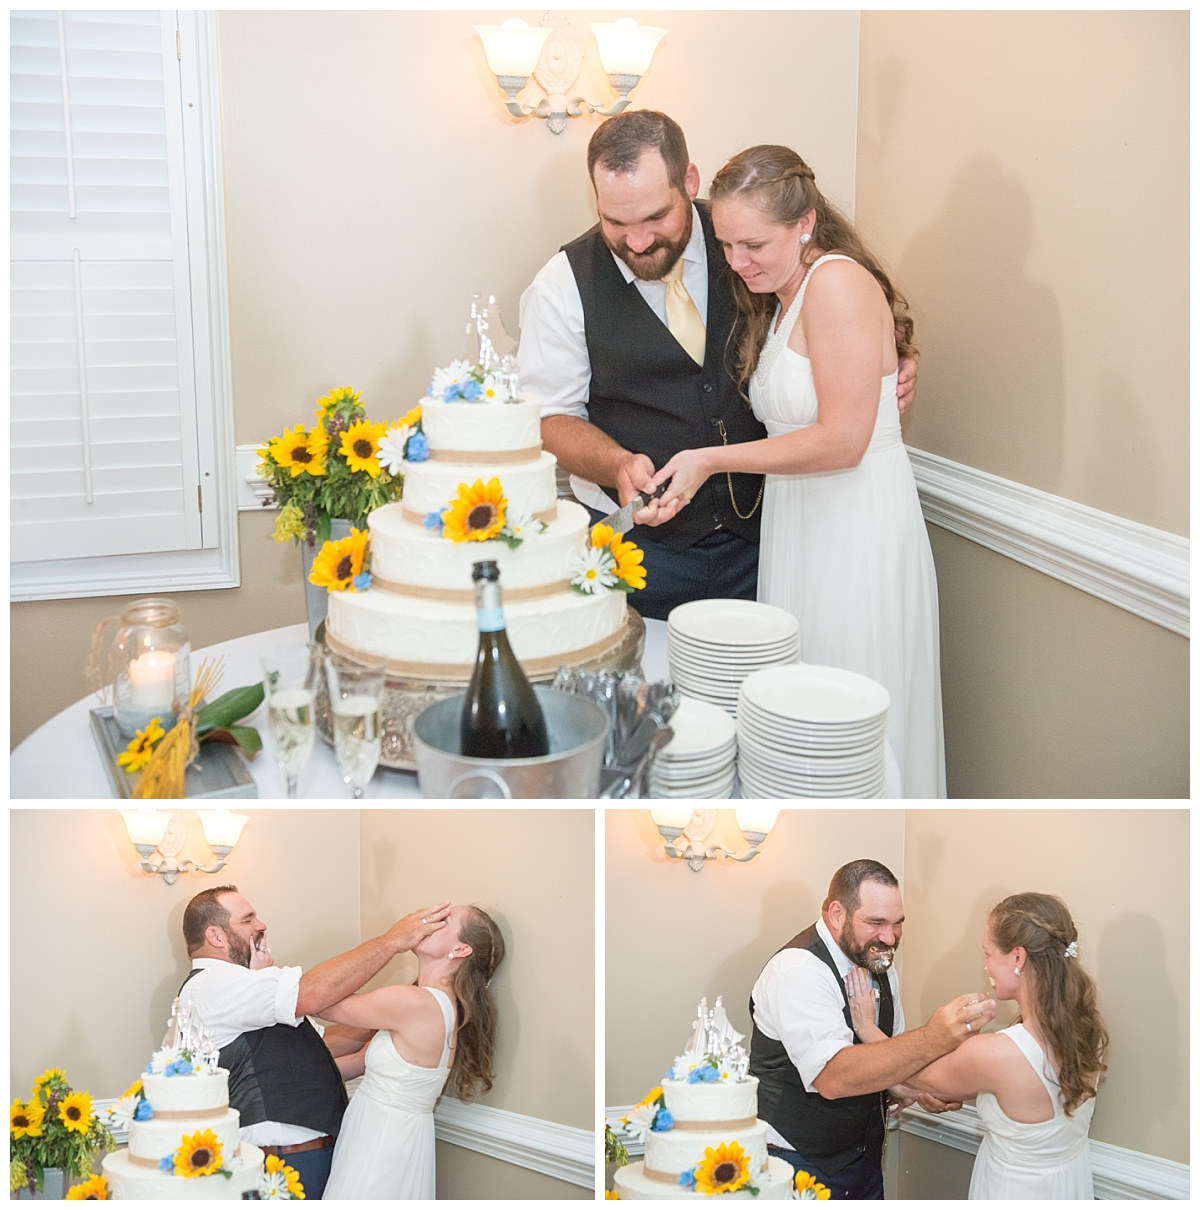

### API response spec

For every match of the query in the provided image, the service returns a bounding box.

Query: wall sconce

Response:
[121,809,249,884]
[650,807,782,872]
[475,14,666,134]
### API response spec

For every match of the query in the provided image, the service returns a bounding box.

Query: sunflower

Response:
[58,1092,93,1135]
[172,1128,224,1178]
[260,1154,306,1199]
[121,1080,143,1102]
[65,1174,109,1200]
[605,1192,620,1200]
[308,528,369,592]
[441,479,507,543]
[399,404,422,429]
[339,419,387,477]
[10,1098,44,1140]
[636,1087,664,1108]
[32,1069,66,1096]
[693,1141,752,1196]
[794,1170,832,1200]
[316,385,362,414]
[117,718,165,773]
[609,535,646,590]
[590,523,616,548]
[269,425,325,478]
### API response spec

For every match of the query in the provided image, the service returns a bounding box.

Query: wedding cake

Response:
[613,998,794,1200]
[101,1002,267,1200]
[325,352,641,680]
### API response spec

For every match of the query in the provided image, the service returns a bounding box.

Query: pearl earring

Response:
[800,233,812,245]
[1014,967,1021,976]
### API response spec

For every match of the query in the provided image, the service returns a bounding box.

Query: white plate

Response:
[738,768,886,800]
[736,739,884,777]
[737,762,886,795]
[737,701,887,738]
[740,664,890,725]
[668,599,800,647]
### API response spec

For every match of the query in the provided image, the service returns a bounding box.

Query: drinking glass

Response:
[260,643,321,798]
[325,652,388,798]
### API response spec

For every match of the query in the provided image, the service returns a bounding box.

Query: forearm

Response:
[296,935,397,1017]
[706,425,866,478]
[334,1045,369,1083]
[541,415,632,488]
[812,1027,953,1099]
[321,1023,376,1057]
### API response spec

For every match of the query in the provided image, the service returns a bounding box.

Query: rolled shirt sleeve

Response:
[181,959,303,1050]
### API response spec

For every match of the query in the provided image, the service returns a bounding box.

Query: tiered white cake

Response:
[613,998,794,1200]
[102,1002,264,1200]
[326,390,633,679]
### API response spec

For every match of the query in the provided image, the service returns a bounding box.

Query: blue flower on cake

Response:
[430,359,474,400]
[406,431,430,462]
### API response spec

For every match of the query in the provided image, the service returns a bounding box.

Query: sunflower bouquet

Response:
[258,387,418,547]
[10,1069,115,1196]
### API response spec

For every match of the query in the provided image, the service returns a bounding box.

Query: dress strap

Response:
[794,253,856,316]
[1001,1023,1061,1110]
[421,986,457,1068]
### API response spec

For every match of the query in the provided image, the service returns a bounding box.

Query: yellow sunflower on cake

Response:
[308,528,370,592]
[339,418,387,477]
[693,1141,753,1196]
[441,479,507,543]
[794,1170,832,1199]
[10,1098,44,1140]
[590,522,615,548]
[261,1153,306,1199]
[57,1092,93,1135]
[65,1174,108,1200]
[609,534,646,590]
[172,1128,224,1178]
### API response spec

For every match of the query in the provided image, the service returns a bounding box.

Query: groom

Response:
[177,885,449,1199]
[749,860,995,1199]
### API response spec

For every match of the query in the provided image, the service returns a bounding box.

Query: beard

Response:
[225,929,263,969]
[604,215,691,282]
[839,925,897,975]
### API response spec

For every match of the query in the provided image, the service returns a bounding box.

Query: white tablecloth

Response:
[11,618,899,799]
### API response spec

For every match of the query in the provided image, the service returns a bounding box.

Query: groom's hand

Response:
[387,901,452,953]
[250,938,274,970]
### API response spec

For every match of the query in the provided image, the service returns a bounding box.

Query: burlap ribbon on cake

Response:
[370,575,573,604]
[667,1117,758,1132]
[426,447,540,464]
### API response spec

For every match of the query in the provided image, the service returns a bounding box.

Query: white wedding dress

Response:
[750,254,946,797]
[323,986,455,1200]
[969,1024,1096,1199]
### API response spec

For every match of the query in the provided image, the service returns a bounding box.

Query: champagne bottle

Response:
[461,560,550,759]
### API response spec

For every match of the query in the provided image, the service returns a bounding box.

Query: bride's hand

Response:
[845,966,883,1040]
[649,449,715,514]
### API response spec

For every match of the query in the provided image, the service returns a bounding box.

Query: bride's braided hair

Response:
[989,893,1108,1115]
[447,906,505,1100]
[709,145,916,386]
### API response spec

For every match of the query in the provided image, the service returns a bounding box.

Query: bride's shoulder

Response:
[806,255,878,298]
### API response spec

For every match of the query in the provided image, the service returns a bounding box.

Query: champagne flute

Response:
[324,652,387,798]
[260,643,321,798]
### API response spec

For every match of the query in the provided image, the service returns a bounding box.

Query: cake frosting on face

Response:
[325,358,639,679]
[612,997,795,1201]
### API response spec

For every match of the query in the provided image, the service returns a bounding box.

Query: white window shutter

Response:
[10,10,205,567]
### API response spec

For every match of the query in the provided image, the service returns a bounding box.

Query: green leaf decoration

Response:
[200,725,263,759]
[195,683,265,734]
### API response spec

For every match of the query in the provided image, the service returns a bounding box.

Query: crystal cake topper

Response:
[162,996,220,1073]
[683,995,749,1079]
[461,293,519,397]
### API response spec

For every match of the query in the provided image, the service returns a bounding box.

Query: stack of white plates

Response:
[648,696,738,799]
[736,664,890,799]
[667,600,801,717]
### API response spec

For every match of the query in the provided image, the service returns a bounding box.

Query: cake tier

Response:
[420,398,541,459]
[661,1076,759,1125]
[643,1119,770,1187]
[368,499,592,599]
[127,1108,242,1168]
[101,1145,264,1201]
[612,1154,795,1200]
[141,1071,229,1115]
[401,451,559,522]
[327,585,628,678]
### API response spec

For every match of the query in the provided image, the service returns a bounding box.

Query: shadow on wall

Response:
[899,156,1066,497]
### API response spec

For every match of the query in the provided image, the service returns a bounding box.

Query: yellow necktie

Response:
[663,258,706,366]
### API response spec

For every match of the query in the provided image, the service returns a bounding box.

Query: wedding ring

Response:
[966,1021,972,1033]
[422,917,428,924]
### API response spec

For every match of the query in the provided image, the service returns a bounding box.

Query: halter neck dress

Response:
[969,1024,1096,1198]
[749,254,946,797]
[323,985,456,1199]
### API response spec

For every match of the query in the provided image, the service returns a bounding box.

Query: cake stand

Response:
[314,609,646,772]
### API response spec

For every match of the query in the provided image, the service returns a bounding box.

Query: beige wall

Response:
[856,11,1189,797]
[900,808,1189,1189]
[605,808,906,1105]
[10,9,860,749]
[9,808,361,1096]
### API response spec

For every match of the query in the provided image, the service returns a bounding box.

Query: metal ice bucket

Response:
[412,686,609,799]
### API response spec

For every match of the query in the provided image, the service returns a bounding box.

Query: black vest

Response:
[562,202,768,552]
[180,968,348,1139]
[748,925,894,1174]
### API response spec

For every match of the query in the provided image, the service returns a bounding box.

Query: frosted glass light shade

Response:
[650,806,692,830]
[197,809,249,851]
[589,19,666,77]
[121,808,171,848]
[475,19,551,79]
[735,807,781,836]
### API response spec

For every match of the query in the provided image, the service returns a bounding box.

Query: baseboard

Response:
[908,448,1189,638]
[900,1104,1190,1200]
[94,1093,594,1191]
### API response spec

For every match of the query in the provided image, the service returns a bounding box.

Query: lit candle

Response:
[128,651,177,711]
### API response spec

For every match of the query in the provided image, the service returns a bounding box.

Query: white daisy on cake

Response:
[618,1102,659,1144]
[102,1093,141,1133]
[376,423,411,475]
[571,544,617,594]
[429,359,474,400]
[670,1050,708,1079]
[478,373,512,405]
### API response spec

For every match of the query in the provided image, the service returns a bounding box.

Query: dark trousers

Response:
[767,1144,885,1200]
[586,507,759,621]
[275,1143,335,1200]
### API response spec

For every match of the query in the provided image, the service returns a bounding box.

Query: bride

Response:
[320,904,505,1200]
[847,893,1107,1199]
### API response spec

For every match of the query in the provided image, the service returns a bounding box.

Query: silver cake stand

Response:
[315,609,646,772]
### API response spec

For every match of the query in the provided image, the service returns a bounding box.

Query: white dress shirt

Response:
[751,918,905,1150]
[516,205,710,512]
[183,958,326,1146]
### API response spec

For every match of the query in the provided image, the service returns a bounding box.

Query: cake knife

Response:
[598,481,670,534]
